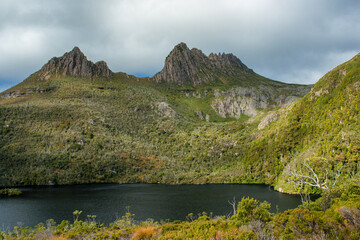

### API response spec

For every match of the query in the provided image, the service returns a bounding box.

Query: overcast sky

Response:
[1,0,359,92]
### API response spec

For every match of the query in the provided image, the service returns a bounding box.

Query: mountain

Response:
[41,46,112,78]
[153,42,252,86]
[1,43,356,194]
[152,43,311,118]
[1,47,112,99]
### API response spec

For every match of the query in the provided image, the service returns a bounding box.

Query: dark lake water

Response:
[0,183,301,231]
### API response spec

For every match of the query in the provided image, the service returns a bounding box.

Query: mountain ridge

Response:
[1,43,311,119]
[1,43,356,196]
[1,42,309,92]
[40,46,113,79]
[153,42,254,86]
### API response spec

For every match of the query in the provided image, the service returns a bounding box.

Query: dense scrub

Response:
[0,188,21,197]
[0,71,304,188]
[0,53,359,194]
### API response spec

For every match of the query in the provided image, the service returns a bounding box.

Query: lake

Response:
[0,183,301,231]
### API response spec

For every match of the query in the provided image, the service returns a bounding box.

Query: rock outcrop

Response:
[40,47,112,78]
[209,84,310,118]
[208,52,249,74]
[153,42,252,86]
[154,102,177,118]
[258,112,280,130]
[1,91,26,99]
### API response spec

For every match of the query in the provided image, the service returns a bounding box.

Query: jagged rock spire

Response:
[153,43,211,85]
[153,42,252,86]
[41,47,112,78]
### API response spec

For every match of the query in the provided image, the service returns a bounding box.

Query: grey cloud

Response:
[0,0,359,89]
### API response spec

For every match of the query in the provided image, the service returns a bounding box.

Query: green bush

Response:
[0,188,22,196]
[231,197,272,225]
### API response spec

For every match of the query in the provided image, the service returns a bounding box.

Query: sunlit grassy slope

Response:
[0,53,359,193]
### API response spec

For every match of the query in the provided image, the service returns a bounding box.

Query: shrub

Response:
[231,197,272,225]
[131,226,157,240]
[0,188,22,196]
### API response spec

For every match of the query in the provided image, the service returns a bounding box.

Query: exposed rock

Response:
[152,42,312,118]
[193,91,206,98]
[338,206,360,227]
[154,102,177,118]
[194,111,205,120]
[34,88,54,93]
[153,43,212,85]
[258,112,280,130]
[212,96,264,117]
[205,114,210,122]
[1,87,56,99]
[211,87,269,118]
[208,52,250,74]
[211,85,311,118]
[94,61,112,77]
[153,42,252,86]
[339,69,347,76]
[283,96,301,105]
[314,88,329,97]
[1,91,25,99]
[40,47,112,78]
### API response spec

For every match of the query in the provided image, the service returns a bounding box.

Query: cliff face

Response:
[152,42,312,118]
[210,84,311,118]
[153,43,252,86]
[40,47,112,78]
[1,43,311,120]
[2,42,355,194]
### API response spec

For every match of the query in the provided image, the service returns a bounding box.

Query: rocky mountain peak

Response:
[40,47,112,78]
[173,42,190,52]
[153,43,252,86]
[69,46,82,55]
[208,53,248,70]
[153,43,211,85]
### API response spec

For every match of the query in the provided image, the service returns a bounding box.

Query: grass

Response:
[0,53,359,195]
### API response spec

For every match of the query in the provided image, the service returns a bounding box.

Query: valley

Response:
[0,43,359,194]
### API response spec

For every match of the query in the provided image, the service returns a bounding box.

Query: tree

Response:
[289,161,342,190]
[231,197,272,224]
[288,159,343,204]
[228,196,237,216]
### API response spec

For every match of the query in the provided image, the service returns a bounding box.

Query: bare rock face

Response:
[212,96,265,118]
[1,91,26,99]
[211,87,269,117]
[153,43,211,85]
[194,110,205,120]
[210,85,311,119]
[154,102,177,118]
[258,112,280,130]
[41,47,112,78]
[153,42,252,86]
[94,61,112,77]
[208,52,249,74]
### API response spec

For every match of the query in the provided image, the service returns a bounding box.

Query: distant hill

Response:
[2,44,357,193]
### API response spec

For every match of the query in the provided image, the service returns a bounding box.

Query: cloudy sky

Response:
[1,0,359,92]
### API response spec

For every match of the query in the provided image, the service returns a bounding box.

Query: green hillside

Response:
[259,53,360,193]
[0,45,358,194]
